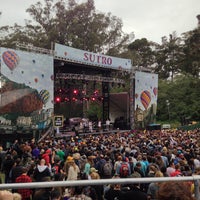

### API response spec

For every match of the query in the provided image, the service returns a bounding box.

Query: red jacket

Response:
[42,152,50,166]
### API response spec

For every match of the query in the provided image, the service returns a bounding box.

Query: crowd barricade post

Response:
[194,177,200,200]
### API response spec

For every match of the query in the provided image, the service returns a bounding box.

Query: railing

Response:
[0,176,200,200]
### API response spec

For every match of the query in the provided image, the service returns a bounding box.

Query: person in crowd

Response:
[10,158,24,183]
[0,190,14,200]
[120,172,148,200]
[170,163,182,177]
[15,167,33,200]
[147,170,164,200]
[2,153,15,183]
[41,148,51,168]
[136,154,148,177]
[104,182,122,200]
[157,181,196,200]
[101,156,113,179]
[155,155,165,170]
[55,146,66,163]
[166,160,175,176]
[1,127,200,199]
[117,157,131,178]
[83,155,95,177]
[64,156,73,179]
[113,155,122,175]
[98,119,102,132]
[104,174,124,200]
[147,164,158,177]
[66,156,80,181]
[88,121,93,133]
[31,145,40,160]
[13,193,22,200]
[68,186,92,200]
[89,167,104,200]
[32,177,52,200]
[193,155,200,170]
[95,154,106,178]
[106,119,110,131]
[50,188,62,200]
[33,158,51,182]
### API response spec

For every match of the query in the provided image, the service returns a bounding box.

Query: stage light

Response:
[91,97,96,101]
[72,97,78,102]
[55,96,61,103]
[73,89,78,95]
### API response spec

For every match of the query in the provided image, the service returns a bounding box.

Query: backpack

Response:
[119,163,129,178]
[103,162,113,176]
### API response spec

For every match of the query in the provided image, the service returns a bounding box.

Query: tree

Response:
[157,74,200,122]
[181,27,200,77]
[128,38,156,68]
[154,32,184,81]
[0,0,134,54]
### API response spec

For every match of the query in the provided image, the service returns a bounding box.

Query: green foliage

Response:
[85,101,102,121]
[181,27,200,77]
[157,74,200,123]
[154,32,184,81]
[128,38,156,67]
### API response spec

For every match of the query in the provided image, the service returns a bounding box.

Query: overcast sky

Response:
[0,0,199,44]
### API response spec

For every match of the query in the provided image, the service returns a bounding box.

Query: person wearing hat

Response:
[89,168,103,200]
[66,157,80,181]
[90,168,100,179]
[64,156,73,178]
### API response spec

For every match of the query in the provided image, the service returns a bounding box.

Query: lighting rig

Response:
[54,78,103,104]
[54,70,127,104]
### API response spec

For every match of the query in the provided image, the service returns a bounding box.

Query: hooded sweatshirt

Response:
[33,165,51,182]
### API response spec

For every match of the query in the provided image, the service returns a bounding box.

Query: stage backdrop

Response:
[134,71,158,123]
[0,47,54,130]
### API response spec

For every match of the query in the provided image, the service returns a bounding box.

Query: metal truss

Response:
[56,73,125,84]
[15,42,53,55]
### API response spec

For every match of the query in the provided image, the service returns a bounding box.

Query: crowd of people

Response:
[0,127,200,200]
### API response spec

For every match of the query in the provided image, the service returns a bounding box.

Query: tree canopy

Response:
[0,0,134,54]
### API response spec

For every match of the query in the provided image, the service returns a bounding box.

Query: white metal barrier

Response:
[0,176,199,200]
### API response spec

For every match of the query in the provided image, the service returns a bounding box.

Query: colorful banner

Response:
[134,71,158,122]
[0,47,54,129]
[54,43,132,70]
